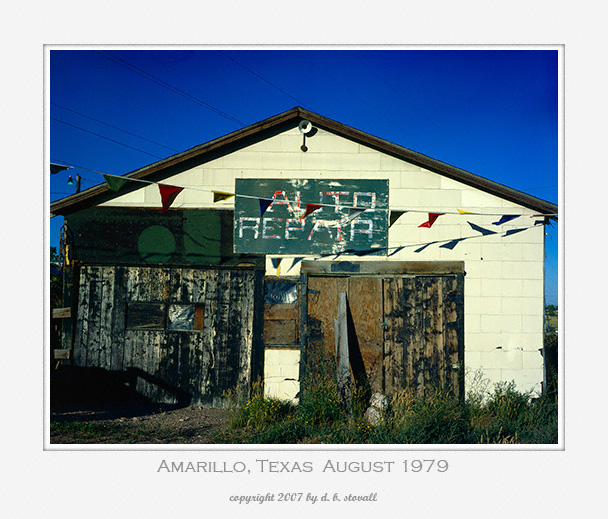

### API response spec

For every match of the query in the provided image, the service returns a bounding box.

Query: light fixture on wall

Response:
[299,119,313,152]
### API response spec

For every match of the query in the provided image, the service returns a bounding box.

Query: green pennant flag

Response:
[389,210,407,227]
[103,174,130,192]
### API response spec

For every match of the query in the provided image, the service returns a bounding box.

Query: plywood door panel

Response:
[346,276,384,393]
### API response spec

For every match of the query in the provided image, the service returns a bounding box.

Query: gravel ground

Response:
[50,401,233,444]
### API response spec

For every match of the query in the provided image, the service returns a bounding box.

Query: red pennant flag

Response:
[300,203,323,220]
[159,184,183,213]
[419,212,444,228]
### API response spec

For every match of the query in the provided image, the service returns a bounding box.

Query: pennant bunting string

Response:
[300,203,323,220]
[419,212,444,228]
[389,210,407,227]
[467,221,497,236]
[344,207,366,224]
[103,174,130,192]
[492,215,520,225]
[158,184,183,213]
[213,190,235,203]
[259,198,273,217]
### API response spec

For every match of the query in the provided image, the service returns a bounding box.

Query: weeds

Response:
[220,369,558,444]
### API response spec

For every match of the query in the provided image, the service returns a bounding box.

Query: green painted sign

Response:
[234,178,389,255]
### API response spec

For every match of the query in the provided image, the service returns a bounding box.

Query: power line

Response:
[96,51,247,126]
[51,117,165,159]
[218,51,313,109]
[51,102,180,153]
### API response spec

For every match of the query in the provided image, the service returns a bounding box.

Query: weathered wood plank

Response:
[263,319,297,345]
[73,267,89,367]
[335,291,350,399]
[85,266,103,368]
[302,260,465,276]
[347,276,383,393]
[54,349,70,360]
[110,266,126,371]
[237,270,256,390]
[383,277,404,395]
[264,303,298,321]
[52,307,72,319]
[98,267,114,370]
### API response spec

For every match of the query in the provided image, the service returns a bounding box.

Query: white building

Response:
[51,107,557,405]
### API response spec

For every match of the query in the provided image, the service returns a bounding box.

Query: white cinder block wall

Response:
[101,126,545,398]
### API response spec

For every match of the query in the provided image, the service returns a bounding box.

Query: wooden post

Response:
[335,291,351,410]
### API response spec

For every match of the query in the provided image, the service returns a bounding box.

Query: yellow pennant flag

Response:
[213,190,235,203]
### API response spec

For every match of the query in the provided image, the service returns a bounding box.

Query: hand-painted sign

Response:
[234,178,389,255]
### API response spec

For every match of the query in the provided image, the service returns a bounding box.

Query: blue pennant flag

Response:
[492,215,520,225]
[287,257,304,273]
[388,246,405,257]
[439,239,463,250]
[259,198,273,217]
[503,228,527,236]
[468,221,497,235]
[414,242,435,253]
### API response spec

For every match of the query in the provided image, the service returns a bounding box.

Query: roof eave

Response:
[50,106,557,218]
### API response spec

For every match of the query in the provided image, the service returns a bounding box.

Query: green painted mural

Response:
[66,207,261,267]
[234,178,389,255]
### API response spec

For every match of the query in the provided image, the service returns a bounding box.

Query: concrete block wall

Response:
[101,126,546,398]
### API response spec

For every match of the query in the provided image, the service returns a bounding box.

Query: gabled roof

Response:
[50,106,558,218]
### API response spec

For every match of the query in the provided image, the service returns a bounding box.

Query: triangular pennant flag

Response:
[158,184,183,213]
[270,258,282,275]
[388,246,405,257]
[50,163,70,175]
[419,212,444,228]
[259,198,273,217]
[389,210,407,227]
[467,221,497,236]
[103,174,130,192]
[344,207,366,224]
[439,239,463,250]
[414,242,435,253]
[492,214,520,225]
[503,227,527,236]
[287,257,304,273]
[300,202,323,220]
[457,209,472,214]
[213,190,235,203]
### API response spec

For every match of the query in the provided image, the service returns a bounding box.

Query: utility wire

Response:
[96,51,247,126]
[51,102,180,153]
[218,51,313,110]
[51,117,165,159]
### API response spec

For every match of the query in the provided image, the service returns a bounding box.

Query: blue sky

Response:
[49,48,559,303]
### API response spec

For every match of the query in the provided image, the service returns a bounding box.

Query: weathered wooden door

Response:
[73,265,263,406]
[305,269,464,398]
[383,275,464,397]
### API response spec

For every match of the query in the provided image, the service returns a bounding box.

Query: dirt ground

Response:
[50,401,233,444]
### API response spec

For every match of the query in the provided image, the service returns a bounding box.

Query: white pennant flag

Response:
[344,207,366,224]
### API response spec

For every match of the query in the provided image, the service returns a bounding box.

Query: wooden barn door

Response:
[383,275,464,397]
[305,272,464,398]
[73,265,262,406]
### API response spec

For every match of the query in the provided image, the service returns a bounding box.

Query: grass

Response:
[218,372,558,444]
